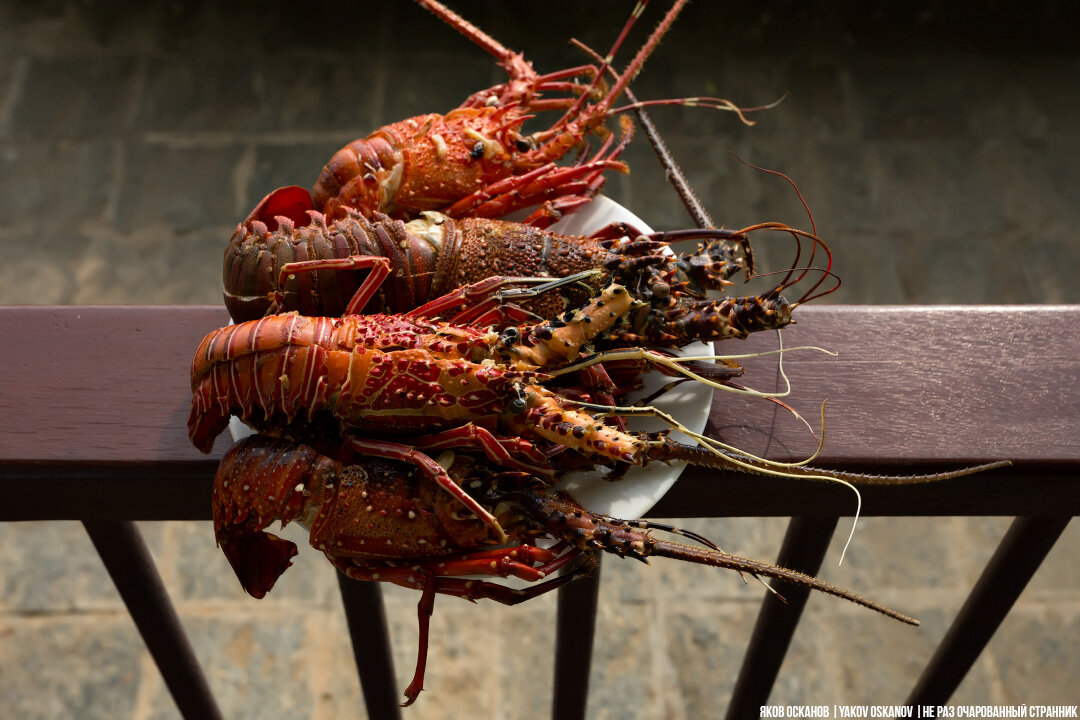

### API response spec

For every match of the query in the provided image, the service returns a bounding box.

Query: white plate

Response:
[231,196,712,520]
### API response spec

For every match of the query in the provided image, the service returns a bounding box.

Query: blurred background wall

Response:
[1,1,1077,718]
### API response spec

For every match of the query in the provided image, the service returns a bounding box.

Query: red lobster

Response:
[223,186,830,346]
[190,280,754,542]
[215,435,923,706]
[314,0,757,227]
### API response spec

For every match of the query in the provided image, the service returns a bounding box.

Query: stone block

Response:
[660,603,759,715]
[169,519,340,606]
[0,140,115,227]
[811,606,999,703]
[116,142,244,234]
[138,613,321,720]
[0,615,141,720]
[0,521,165,612]
[815,516,975,594]
[249,142,343,206]
[588,599,661,719]
[989,608,1080,704]
[65,225,223,304]
[492,599,557,720]
[0,229,81,304]
[135,57,266,134]
[848,58,976,142]
[9,57,138,139]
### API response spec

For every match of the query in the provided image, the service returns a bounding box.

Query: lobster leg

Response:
[336,544,592,706]
[407,274,535,320]
[408,270,601,322]
[410,424,551,475]
[404,573,437,706]
[445,153,631,224]
[275,255,392,314]
[345,436,509,543]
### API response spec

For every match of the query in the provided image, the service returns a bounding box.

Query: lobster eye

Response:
[499,327,520,346]
[508,383,528,414]
[470,142,485,160]
[515,139,531,152]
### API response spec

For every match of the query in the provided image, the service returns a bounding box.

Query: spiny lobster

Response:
[223,186,834,347]
[314,0,758,227]
[215,435,927,706]
[190,280,747,542]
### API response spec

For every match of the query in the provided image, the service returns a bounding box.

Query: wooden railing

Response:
[1,305,1076,719]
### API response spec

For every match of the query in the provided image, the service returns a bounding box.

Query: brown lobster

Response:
[215,435,925,706]
[222,185,831,347]
[314,0,758,227]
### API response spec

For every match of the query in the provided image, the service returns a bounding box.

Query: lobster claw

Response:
[217,528,299,599]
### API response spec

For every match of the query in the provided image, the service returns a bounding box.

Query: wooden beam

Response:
[1,305,1077,519]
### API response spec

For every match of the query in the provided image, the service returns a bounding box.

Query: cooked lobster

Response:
[222,187,828,349]
[214,435,926,705]
[314,0,756,227]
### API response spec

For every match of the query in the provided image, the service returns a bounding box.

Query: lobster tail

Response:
[522,491,917,625]
[212,437,338,598]
[187,381,231,455]
[216,528,299,600]
[224,187,452,322]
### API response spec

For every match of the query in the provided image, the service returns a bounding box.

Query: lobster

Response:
[313,0,759,227]
[222,185,830,347]
[214,435,926,706]
[190,280,753,541]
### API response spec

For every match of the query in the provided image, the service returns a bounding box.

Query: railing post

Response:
[337,574,403,720]
[552,558,603,720]
[726,516,839,718]
[905,515,1072,706]
[84,520,224,720]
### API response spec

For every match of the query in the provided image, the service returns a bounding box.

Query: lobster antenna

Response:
[567,37,718,231]
[569,398,865,566]
[550,345,836,401]
[548,0,687,135]
[726,151,817,236]
[413,0,517,63]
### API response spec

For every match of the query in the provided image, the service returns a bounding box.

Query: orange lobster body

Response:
[308,0,707,226]
[312,107,604,222]
[189,283,640,456]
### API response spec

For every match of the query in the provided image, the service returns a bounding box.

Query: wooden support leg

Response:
[725,516,839,719]
[905,515,1072,706]
[552,556,603,720]
[337,573,402,719]
[83,520,223,720]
